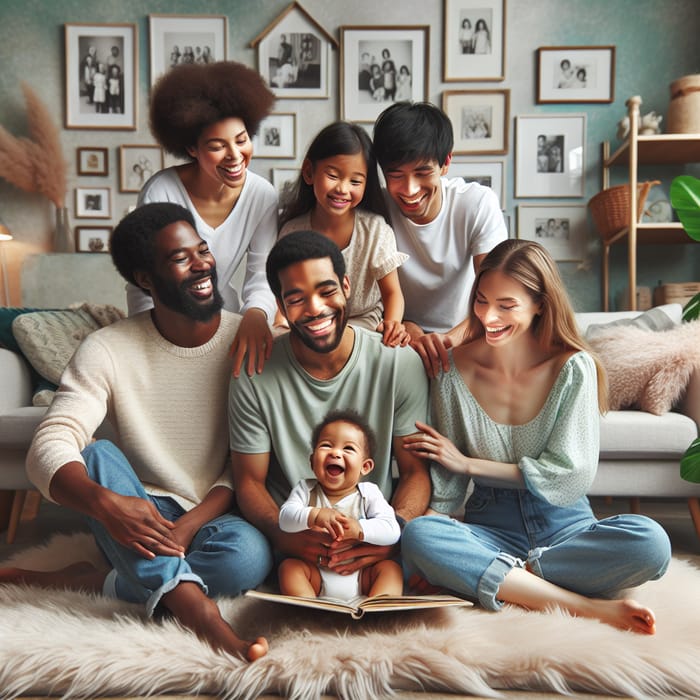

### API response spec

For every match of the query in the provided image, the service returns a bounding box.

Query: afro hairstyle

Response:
[149,61,275,160]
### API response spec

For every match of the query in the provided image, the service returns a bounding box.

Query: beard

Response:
[150,267,223,322]
[287,305,349,354]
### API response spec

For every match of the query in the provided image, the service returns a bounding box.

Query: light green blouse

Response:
[429,351,600,513]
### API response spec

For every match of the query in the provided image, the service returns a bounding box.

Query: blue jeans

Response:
[401,485,671,611]
[82,440,273,616]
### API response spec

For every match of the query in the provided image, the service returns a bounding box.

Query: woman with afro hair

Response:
[131,61,278,377]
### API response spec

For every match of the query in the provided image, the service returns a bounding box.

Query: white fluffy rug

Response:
[1,532,699,699]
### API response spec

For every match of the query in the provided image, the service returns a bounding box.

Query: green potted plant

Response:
[669,174,700,481]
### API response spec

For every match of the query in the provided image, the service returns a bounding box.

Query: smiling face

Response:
[310,420,374,500]
[303,152,367,223]
[187,116,253,192]
[473,269,541,346]
[382,157,450,225]
[145,220,222,321]
[277,256,350,355]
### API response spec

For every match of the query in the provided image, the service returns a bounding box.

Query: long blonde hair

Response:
[464,239,608,412]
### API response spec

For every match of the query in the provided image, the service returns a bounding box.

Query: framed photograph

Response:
[271,167,300,197]
[75,226,112,253]
[443,0,506,81]
[252,113,296,159]
[76,147,108,176]
[74,187,111,219]
[64,23,137,130]
[340,25,429,122]
[250,2,337,99]
[443,90,509,155]
[119,144,164,193]
[537,46,615,104]
[517,204,588,262]
[448,159,505,208]
[149,14,228,86]
[515,114,586,198]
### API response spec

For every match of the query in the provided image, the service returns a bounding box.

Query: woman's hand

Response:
[403,420,470,474]
[377,319,410,347]
[410,333,452,378]
[230,308,273,377]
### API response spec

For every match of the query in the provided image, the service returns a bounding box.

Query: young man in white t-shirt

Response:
[373,101,507,374]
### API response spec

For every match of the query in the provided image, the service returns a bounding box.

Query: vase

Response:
[54,206,74,253]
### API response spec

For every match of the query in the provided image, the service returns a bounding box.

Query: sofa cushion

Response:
[600,410,698,459]
[11,309,100,386]
[584,306,676,341]
[588,319,700,414]
[0,406,48,448]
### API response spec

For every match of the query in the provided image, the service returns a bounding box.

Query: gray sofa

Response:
[1,304,699,543]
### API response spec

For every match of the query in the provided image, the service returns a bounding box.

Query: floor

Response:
[2,495,699,700]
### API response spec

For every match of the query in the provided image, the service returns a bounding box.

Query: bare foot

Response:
[163,582,269,662]
[579,596,656,635]
[0,562,106,592]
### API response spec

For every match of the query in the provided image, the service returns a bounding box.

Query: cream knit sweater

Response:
[27,311,241,511]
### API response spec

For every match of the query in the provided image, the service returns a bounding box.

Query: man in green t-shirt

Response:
[229,230,430,579]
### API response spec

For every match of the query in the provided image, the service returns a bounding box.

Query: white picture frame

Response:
[250,2,336,99]
[271,167,300,197]
[64,23,137,130]
[443,0,506,82]
[149,14,228,86]
[75,225,112,253]
[75,186,112,219]
[517,204,588,262]
[443,89,509,155]
[448,159,505,208]
[340,25,429,122]
[252,113,297,159]
[537,46,615,104]
[119,144,164,193]
[515,114,586,198]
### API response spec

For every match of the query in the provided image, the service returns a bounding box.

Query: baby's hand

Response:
[311,508,348,540]
[340,517,364,542]
[377,319,410,348]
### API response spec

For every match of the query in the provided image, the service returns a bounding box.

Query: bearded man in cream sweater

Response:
[2,203,271,662]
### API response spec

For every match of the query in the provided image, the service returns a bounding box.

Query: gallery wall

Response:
[0,0,698,310]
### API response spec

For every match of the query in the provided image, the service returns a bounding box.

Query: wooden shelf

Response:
[602,222,691,246]
[606,134,700,167]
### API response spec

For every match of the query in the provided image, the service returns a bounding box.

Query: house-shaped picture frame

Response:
[250,1,337,99]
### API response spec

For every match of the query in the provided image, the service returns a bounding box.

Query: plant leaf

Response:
[682,292,700,322]
[670,175,700,241]
[681,437,700,483]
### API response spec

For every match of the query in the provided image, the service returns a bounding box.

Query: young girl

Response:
[473,18,491,54]
[402,239,671,634]
[395,65,412,101]
[92,63,107,114]
[279,121,409,347]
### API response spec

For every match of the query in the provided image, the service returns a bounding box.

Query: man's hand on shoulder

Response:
[410,332,452,378]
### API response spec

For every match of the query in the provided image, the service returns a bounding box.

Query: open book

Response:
[245,589,472,620]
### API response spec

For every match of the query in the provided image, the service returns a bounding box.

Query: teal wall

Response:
[0,0,698,310]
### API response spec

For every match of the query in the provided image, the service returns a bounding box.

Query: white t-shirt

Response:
[129,167,278,322]
[384,177,507,333]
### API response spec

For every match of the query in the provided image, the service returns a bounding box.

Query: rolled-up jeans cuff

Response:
[102,569,208,618]
[477,552,522,611]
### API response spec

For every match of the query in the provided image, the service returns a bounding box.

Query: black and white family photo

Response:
[534,216,570,240]
[78,36,124,115]
[357,41,412,104]
[269,32,321,90]
[536,134,564,173]
[458,9,492,54]
[461,106,492,140]
[554,57,593,89]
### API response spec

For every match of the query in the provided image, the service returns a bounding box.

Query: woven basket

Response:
[588,181,659,241]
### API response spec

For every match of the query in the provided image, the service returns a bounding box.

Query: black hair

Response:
[110,203,195,288]
[373,101,454,170]
[311,409,377,459]
[266,230,346,303]
[279,121,389,227]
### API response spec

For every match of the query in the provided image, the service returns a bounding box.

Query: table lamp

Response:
[0,220,13,306]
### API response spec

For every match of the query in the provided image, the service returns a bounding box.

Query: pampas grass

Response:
[0,83,67,208]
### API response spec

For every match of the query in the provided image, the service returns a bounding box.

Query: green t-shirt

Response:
[229,326,428,506]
